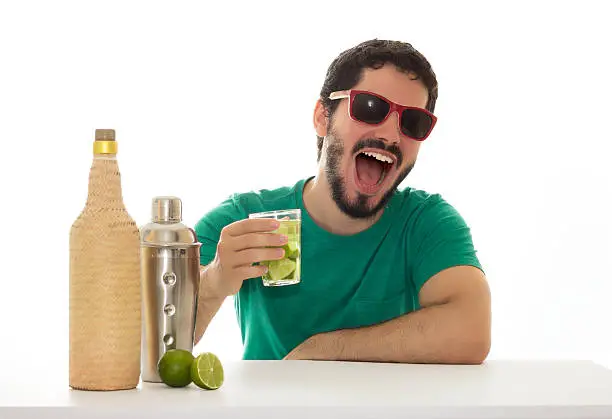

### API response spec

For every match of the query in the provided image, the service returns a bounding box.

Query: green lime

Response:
[289,246,300,260]
[157,349,194,388]
[276,222,289,236]
[267,258,296,281]
[282,241,299,258]
[276,220,299,235]
[284,220,299,235]
[191,352,224,390]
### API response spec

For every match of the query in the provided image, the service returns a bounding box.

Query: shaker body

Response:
[140,197,201,383]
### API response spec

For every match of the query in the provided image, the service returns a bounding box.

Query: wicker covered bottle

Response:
[69,129,141,390]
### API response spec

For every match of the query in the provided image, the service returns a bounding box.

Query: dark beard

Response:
[324,133,414,219]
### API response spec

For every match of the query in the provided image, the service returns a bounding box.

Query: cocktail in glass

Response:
[248,209,301,286]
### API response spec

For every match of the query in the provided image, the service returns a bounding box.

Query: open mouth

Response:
[353,149,396,195]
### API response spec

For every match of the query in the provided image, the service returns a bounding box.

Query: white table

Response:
[1,359,612,418]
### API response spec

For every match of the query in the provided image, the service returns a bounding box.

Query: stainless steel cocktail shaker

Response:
[140,196,201,383]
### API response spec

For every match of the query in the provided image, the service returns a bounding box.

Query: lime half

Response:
[158,349,194,388]
[191,352,224,390]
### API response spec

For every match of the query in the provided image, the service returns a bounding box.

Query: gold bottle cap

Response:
[93,129,118,154]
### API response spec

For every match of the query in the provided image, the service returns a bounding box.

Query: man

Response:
[193,39,491,364]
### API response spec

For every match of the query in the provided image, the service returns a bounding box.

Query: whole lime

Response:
[157,349,195,387]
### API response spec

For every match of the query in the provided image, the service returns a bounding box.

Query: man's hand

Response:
[283,265,491,364]
[193,217,288,346]
[206,217,288,298]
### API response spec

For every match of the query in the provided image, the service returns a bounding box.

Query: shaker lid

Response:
[153,196,182,223]
[140,196,200,247]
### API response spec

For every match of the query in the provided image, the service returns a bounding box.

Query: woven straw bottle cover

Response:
[69,129,141,390]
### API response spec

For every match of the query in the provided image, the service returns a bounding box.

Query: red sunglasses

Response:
[329,89,437,141]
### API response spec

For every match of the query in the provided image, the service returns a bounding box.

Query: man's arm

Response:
[193,216,287,346]
[193,265,226,346]
[284,265,491,364]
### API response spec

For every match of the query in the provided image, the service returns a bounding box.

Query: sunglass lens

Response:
[352,93,390,124]
[401,109,433,139]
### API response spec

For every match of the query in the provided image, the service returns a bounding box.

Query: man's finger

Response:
[224,218,280,237]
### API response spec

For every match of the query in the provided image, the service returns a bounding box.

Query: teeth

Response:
[362,151,393,164]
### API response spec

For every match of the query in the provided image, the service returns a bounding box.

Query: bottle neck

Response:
[85,154,126,209]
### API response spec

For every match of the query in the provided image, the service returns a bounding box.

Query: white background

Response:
[1,0,610,371]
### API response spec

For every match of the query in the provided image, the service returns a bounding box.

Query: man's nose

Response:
[377,111,402,145]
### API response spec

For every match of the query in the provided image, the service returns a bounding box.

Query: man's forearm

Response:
[193,265,226,346]
[288,300,491,364]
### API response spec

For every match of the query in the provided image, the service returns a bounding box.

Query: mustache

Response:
[351,138,403,166]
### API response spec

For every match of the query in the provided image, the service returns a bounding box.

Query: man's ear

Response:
[313,99,329,137]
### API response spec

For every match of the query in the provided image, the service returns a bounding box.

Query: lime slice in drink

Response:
[157,349,194,388]
[282,241,299,258]
[276,222,289,236]
[191,352,224,390]
[267,258,296,281]
[285,220,299,235]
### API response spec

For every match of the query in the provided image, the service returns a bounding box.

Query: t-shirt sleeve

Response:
[410,195,484,292]
[193,194,247,267]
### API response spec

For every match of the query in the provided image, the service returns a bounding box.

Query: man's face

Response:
[319,64,430,219]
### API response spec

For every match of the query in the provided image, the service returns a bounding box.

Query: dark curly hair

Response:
[316,39,439,161]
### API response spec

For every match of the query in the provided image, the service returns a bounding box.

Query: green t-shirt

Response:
[194,177,483,360]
